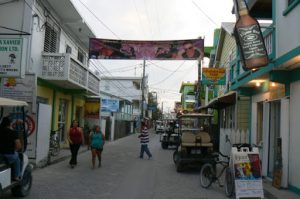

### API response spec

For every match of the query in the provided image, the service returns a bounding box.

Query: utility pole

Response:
[140,59,146,121]
[161,101,164,119]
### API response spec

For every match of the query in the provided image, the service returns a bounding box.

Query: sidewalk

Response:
[263,179,300,199]
[47,145,89,165]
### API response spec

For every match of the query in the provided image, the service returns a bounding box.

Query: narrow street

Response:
[3,130,229,199]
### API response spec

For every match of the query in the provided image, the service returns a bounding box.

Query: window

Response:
[66,45,72,54]
[44,23,59,53]
[77,48,85,64]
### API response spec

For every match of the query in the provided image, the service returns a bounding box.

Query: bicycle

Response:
[49,130,60,156]
[199,151,234,197]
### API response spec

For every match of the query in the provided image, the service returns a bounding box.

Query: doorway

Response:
[58,99,68,143]
[268,100,281,177]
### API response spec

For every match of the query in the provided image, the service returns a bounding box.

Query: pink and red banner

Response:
[89,38,204,60]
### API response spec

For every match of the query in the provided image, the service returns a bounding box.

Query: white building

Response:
[100,76,148,118]
[0,0,100,166]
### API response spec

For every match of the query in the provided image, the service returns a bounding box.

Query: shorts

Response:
[91,147,103,152]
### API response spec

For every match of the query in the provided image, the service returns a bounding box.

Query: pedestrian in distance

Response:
[0,117,22,181]
[68,120,84,168]
[138,121,152,159]
[90,125,105,169]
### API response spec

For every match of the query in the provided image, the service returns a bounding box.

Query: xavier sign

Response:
[0,38,25,78]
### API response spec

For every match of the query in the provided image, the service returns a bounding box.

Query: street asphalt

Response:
[2,129,249,199]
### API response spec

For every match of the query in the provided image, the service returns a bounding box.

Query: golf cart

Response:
[155,120,164,134]
[0,97,33,197]
[160,119,180,149]
[173,113,214,172]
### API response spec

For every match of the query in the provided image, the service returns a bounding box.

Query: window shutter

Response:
[44,24,59,53]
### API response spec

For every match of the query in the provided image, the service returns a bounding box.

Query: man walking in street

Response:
[138,121,152,159]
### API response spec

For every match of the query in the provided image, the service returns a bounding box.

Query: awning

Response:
[0,97,28,106]
[199,91,236,110]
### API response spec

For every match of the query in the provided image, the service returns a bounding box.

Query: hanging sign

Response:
[202,68,226,85]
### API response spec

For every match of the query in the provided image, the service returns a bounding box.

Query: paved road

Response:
[3,130,232,199]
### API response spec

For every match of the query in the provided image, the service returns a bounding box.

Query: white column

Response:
[281,97,289,188]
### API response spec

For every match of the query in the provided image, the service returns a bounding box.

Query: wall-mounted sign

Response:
[101,99,119,112]
[0,38,24,77]
[202,68,226,85]
[89,38,204,60]
[85,98,100,119]
[0,74,35,102]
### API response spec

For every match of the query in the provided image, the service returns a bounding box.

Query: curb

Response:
[47,148,89,166]
[264,188,277,199]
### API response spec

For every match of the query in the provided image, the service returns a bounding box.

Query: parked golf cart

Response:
[160,120,180,149]
[173,113,214,172]
[0,97,33,197]
[155,120,164,134]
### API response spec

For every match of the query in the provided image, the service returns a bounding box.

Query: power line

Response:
[77,0,121,39]
[132,0,147,37]
[192,1,218,27]
[149,61,186,86]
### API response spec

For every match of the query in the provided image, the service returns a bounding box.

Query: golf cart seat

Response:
[181,132,213,147]
[0,154,9,171]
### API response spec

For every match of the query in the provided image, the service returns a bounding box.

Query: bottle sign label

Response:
[237,24,267,60]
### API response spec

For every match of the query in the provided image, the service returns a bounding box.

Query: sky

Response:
[71,0,236,112]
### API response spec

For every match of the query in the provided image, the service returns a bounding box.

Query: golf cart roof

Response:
[178,113,213,118]
[0,97,28,106]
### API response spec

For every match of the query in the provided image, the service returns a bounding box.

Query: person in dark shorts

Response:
[90,125,105,169]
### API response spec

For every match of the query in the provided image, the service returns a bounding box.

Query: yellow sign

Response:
[202,68,226,85]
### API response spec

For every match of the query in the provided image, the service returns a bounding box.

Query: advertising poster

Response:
[233,152,264,198]
[85,98,100,119]
[101,99,119,112]
[89,38,204,60]
[0,74,35,102]
[202,68,226,85]
[0,104,37,158]
[0,38,23,77]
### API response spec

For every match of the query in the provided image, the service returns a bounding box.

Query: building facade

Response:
[0,0,100,166]
[210,0,300,194]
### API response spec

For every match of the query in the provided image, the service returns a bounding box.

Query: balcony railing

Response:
[41,53,100,95]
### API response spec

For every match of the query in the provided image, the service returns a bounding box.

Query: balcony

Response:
[41,53,100,95]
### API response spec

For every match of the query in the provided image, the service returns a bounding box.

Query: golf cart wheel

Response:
[200,163,215,188]
[224,167,234,197]
[173,151,183,172]
[161,142,168,149]
[12,166,32,197]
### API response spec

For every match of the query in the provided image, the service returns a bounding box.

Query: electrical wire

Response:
[149,61,186,86]
[77,0,121,39]
[192,1,218,27]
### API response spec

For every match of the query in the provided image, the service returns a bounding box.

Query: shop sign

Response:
[0,38,24,77]
[233,150,264,198]
[202,68,226,85]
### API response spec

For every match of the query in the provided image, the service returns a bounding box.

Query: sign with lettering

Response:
[0,74,36,102]
[0,38,23,77]
[236,24,267,60]
[232,149,264,198]
[202,68,226,85]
